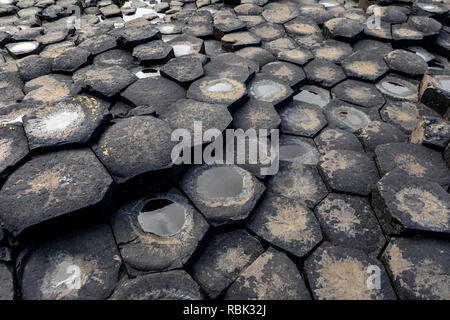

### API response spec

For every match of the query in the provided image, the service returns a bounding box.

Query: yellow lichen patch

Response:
[314,250,377,300]
[394,187,449,230]
[216,247,251,274]
[320,150,357,176]
[393,154,426,177]
[318,198,361,237]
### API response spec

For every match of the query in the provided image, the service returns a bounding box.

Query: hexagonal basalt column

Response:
[192,229,263,298]
[248,74,293,108]
[225,247,311,300]
[111,191,209,275]
[410,116,450,151]
[331,79,385,109]
[18,224,122,300]
[304,243,396,300]
[0,123,29,181]
[279,101,327,137]
[419,69,450,116]
[247,193,322,258]
[180,165,265,226]
[110,270,204,300]
[371,169,450,236]
[381,237,450,300]
[0,149,113,237]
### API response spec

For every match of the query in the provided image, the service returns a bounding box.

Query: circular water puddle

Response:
[137,198,186,236]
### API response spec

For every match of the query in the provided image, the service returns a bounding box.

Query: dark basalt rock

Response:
[234,3,263,16]
[279,101,327,137]
[248,73,293,108]
[381,237,450,300]
[192,229,263,298]
[77,34,117,55]
[262,37,297,56]
[231,98,280,132]
[22,95,111,151]
[17,224,121,300]
[52,47,92,73]
[342,51,389,82]
[111,191,209,275]
[323,17,364,43]
[160,56,204,86]
[314,128,364,154]
[352,39,393,56]
[384,49,428,78]
[132,40,174,65]
[94,49,134,68]
[187,76,247,110]
[225,247,311,300]
[392,24,423,45]
[21,73,78,104]
[248,193,322,258]
[110,24,161,49]
[93,116,175,184]
[407,15,442,38]
[331,79,385,109]
[305,243,396,300]
[284,17,320,37]
[261,61,305,90]
[261,3,298,24]
[0,123,29,181]
[0,263,14,300]
[249,23,286,42]
[323,99,380,133]
[111,270,203,300]
[372,168,450,236]
[304,58,346,88]
[277,47,313,66]
[294,85,330,108]
[376,74,418,102]
[419,69,450,115]
[318,149,379,196]
[221,31,261,52]
[73,65,138,99]
[182,22,214,39]
[0,149,113,237]
[206,52,258,78]
[267,162,328,208]
[180,164,265,227]
[311,39,352,63]
[356,121,408,152]
[235,47,275,68]
[315,193,386,257]
[279,135,320,166]
[213,12,246,38]
[121,77,186,113]
[374,142,450,187]
[16,55,52,82]
[410,116,450,151]
[167,34,205,57]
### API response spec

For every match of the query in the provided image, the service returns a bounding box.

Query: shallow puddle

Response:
[206,80,235,93]
[294,90,328,107]
[196,166,244,198]
[381,81,413,96]
[7,41,39,55]
[250,80,283,101]
[138,199,186,236]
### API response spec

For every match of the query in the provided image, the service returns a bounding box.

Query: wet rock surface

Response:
[0,0,449,301]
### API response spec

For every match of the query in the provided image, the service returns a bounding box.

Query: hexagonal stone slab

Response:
[318,149,379,196]
[0,263,14,300]
[93,116,175,184]
[342,51,389,82]
[111,25,161,49]
[160,56,204,86]
[262,3,298,24]
[248,74,293,108]
[17,224,121,300]
[311,40,353,63]
[0,149,113,237]
[356,121,408,152]
[279,135,320,165]
[262,37,297,56]
[120,77,186,113]
[314,128,364,154]
[305,243,396,300]
[204,59,252,83]
[167,34,205,57]
[376,74,418,102]
[419,69,450,116]
[182,22,214,39]
[231,98,280,132]
[284,17,321,37]
[384,49,428,78]
[111,191,209,275]
[187,76,247,110]
[77,35,117,56]
[248,194,322,258]
[372,168,450,236]
[213,13,246,38]
[73,65,137,99]
[323,17,364,43]
[332,79,385,109]
[16,55,52,82]
[315,194,386,256]
[235,47,275,69]
[0,123,29,180]
[22,96,110,151]
[180,164,265,226]
[304,59,346,88]
[221,32,261,52]
[279,101,327,137]
[261,61,306,90]
[381,237,450,300]
[323,99,380,132]
[161,99,232,147]
[192,229,263,298]
[52,47,92,74]
[410,116,450,151]
[132,40,174,65]
[94,49,134,68]
[374,142,450,187]
[249,23,286,42]
[392,24,423,45]
[267,162,328,208]
[277,47,313,66]
[225,247,311,300]
[353,39,393,56]
[110,270,203,300]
